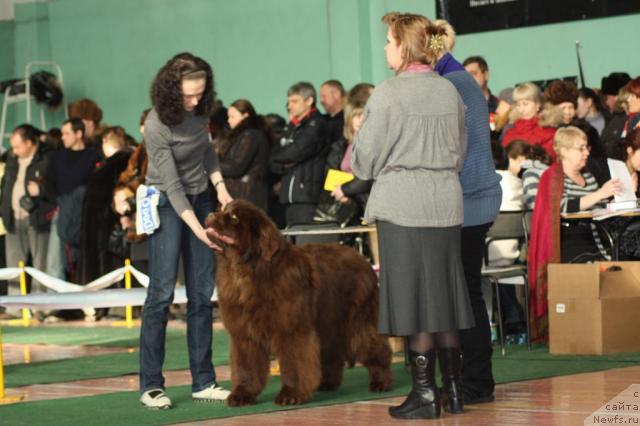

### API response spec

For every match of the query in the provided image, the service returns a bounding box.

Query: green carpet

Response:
[2,328,230,388]
[2,325,151,347]
[2,346,640,426]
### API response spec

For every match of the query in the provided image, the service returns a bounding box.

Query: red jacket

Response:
[502,117,557,159]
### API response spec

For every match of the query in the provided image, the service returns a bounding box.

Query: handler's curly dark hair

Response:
[151,52,215,126]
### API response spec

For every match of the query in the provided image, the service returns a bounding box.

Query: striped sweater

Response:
[438,64,502,227]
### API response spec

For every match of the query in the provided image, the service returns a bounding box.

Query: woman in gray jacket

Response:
[352,13,474,420]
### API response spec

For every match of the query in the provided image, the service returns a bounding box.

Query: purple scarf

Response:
[434,53,465,76]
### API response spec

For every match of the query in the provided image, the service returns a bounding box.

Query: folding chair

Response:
[481,210,532,356]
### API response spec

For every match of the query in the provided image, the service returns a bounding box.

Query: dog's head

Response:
[205,199,283,262]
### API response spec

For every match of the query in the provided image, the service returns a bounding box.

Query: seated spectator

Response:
[0,124,55,318]
[624,77,640,136]
[602,83,632,151]
[601,72,631,117]
[269,82,329,226]
[521,145,552,210]
[218,99,269,211]
[544,80,578,126]
[576,88,606,135]
[528,126,621,342]
[489,140,530,265]
[502,82,562,158]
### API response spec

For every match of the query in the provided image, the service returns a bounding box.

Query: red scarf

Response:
[291,108,317,127]
[528,161,563,343]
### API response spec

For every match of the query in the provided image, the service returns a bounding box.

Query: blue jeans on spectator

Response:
[139,190,217,393]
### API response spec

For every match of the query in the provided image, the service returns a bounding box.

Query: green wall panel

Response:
[1,0,638,139]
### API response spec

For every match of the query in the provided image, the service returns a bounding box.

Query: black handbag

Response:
[19,195,38,213]
[313,192,358,227]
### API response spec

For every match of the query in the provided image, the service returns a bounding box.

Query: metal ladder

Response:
[0,61,68,146]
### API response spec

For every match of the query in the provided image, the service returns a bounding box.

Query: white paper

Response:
[607,158,637,202]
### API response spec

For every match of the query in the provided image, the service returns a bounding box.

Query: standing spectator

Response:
[0,124,55,318]
[218,99,269,211]
[432,19,502,406]
[48,118,100,283]
[463,56,499,114]
[139,52,232,409]
[352,13,474,419]
[79,127,132,287]
[68,98,105,154]
[319,80,345,144]
[269,82,329,226]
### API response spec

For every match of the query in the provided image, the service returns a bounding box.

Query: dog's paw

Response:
[227,388,257,407]
[369,380,392,393]
[274,386,309,406]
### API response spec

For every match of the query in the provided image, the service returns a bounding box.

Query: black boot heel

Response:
[439,347,464,414]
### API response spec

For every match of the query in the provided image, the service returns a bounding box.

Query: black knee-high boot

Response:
[389,349,440,419]
[439,347,464,414]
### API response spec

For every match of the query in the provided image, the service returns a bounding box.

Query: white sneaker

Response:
[140,389,172,409]
[192,383,230,402]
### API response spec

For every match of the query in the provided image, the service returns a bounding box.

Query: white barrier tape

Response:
[84,267,125,291]
[127,265,149,288]
[0,265,152,293]
[0,286,218,310]
[24,267,84,293]
[0,267,21,281]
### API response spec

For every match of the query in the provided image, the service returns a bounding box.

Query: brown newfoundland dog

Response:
[205,200,392,406]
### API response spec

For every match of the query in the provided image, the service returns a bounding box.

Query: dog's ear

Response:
[256,216,280,262]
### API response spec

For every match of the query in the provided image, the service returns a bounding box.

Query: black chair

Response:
[481,210,532,355]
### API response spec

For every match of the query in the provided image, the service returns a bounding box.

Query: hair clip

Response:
[429,34,444,53]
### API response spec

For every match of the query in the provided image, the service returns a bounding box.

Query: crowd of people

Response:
[0,9,638,420]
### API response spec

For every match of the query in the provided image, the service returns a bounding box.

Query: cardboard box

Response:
[548,261,640,355]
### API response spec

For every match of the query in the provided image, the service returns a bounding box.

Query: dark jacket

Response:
[326,137,371,208]
[269,110,329,204]
[219,128,269,211]
[0,143,56,233]
[78,150,132,284]
[325,110,345,146]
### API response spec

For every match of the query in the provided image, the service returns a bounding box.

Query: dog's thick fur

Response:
[206,200,392,406]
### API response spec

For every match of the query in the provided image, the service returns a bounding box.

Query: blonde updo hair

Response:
[431,19,456,54]
[382,12,442,71]
[553,126,587,159]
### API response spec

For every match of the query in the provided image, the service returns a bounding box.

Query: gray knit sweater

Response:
[351,71,467,227]
[144,108,220,215]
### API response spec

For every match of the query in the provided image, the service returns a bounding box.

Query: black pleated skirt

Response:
[376,221,475,335]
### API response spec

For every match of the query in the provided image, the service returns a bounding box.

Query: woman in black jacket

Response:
[218,99,269,210]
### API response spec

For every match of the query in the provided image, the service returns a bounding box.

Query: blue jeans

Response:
[139,190,217,393]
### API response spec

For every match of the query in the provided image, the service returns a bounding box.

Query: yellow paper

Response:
[324,169,354,191]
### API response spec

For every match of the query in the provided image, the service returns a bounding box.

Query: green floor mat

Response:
[3,329,230,388]
[2,325,158,348]
[2,347,640,426]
